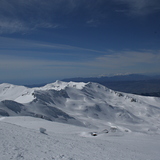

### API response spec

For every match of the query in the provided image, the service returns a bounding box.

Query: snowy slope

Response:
[0,81,86,103]
[0,83,35,103]
[0,116,160,160]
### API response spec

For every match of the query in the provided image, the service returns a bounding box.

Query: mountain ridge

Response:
[22,74,160,96]
[0,81,160,133]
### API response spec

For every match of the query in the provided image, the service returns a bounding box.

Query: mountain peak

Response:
[42,81,88,91]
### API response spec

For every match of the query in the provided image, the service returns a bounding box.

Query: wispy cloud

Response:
[0,55,76,70]
[0,20,28,34]
[114,0,160,16]
[37,42,108,54]
[91,50,160,66]
[86,19,100,27]
[0,49,160,83]
[0,54,92,83]
[83,50,160,75]
[0,0,159,34]
[0,0,111,34]
[1,37,160,65]
[0,0,68,34]
[0,37,108,56]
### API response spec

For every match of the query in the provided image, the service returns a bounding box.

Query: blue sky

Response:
[0,0,160,84]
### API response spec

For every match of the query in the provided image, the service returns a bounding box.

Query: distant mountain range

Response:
[62,74,160,82]
[62,74,160,96]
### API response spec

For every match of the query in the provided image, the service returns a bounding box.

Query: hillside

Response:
[0,81,160,159]
[0,81,160,133]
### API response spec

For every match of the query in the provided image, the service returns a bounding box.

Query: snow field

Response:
[1,116,160,160]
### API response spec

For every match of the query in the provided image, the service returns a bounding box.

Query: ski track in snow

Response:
[0,117,160,160]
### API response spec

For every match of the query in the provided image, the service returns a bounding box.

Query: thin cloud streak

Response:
[114,0,160,15]
[0,0,159,34]
[0,0,114,33]
[0,49,159,72]
[38,43,109,54]
[0,20,29,34]
[0,0,67,33]
[82,50,160,75]
[0,55,87,71]
[0,37,108,55]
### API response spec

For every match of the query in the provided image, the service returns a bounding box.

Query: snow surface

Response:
[0,81,87,103]
[0,83,35,103]
[0,81,160,159]
[1,116,160,160]
[42,80,87,90]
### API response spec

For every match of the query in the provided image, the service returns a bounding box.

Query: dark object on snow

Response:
[91,132,97,136]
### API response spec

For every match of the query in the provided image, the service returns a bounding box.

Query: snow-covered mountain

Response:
[1,81,160,159]
[0,80,160,133]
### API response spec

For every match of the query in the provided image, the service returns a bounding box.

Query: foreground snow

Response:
[1,116,160,160]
